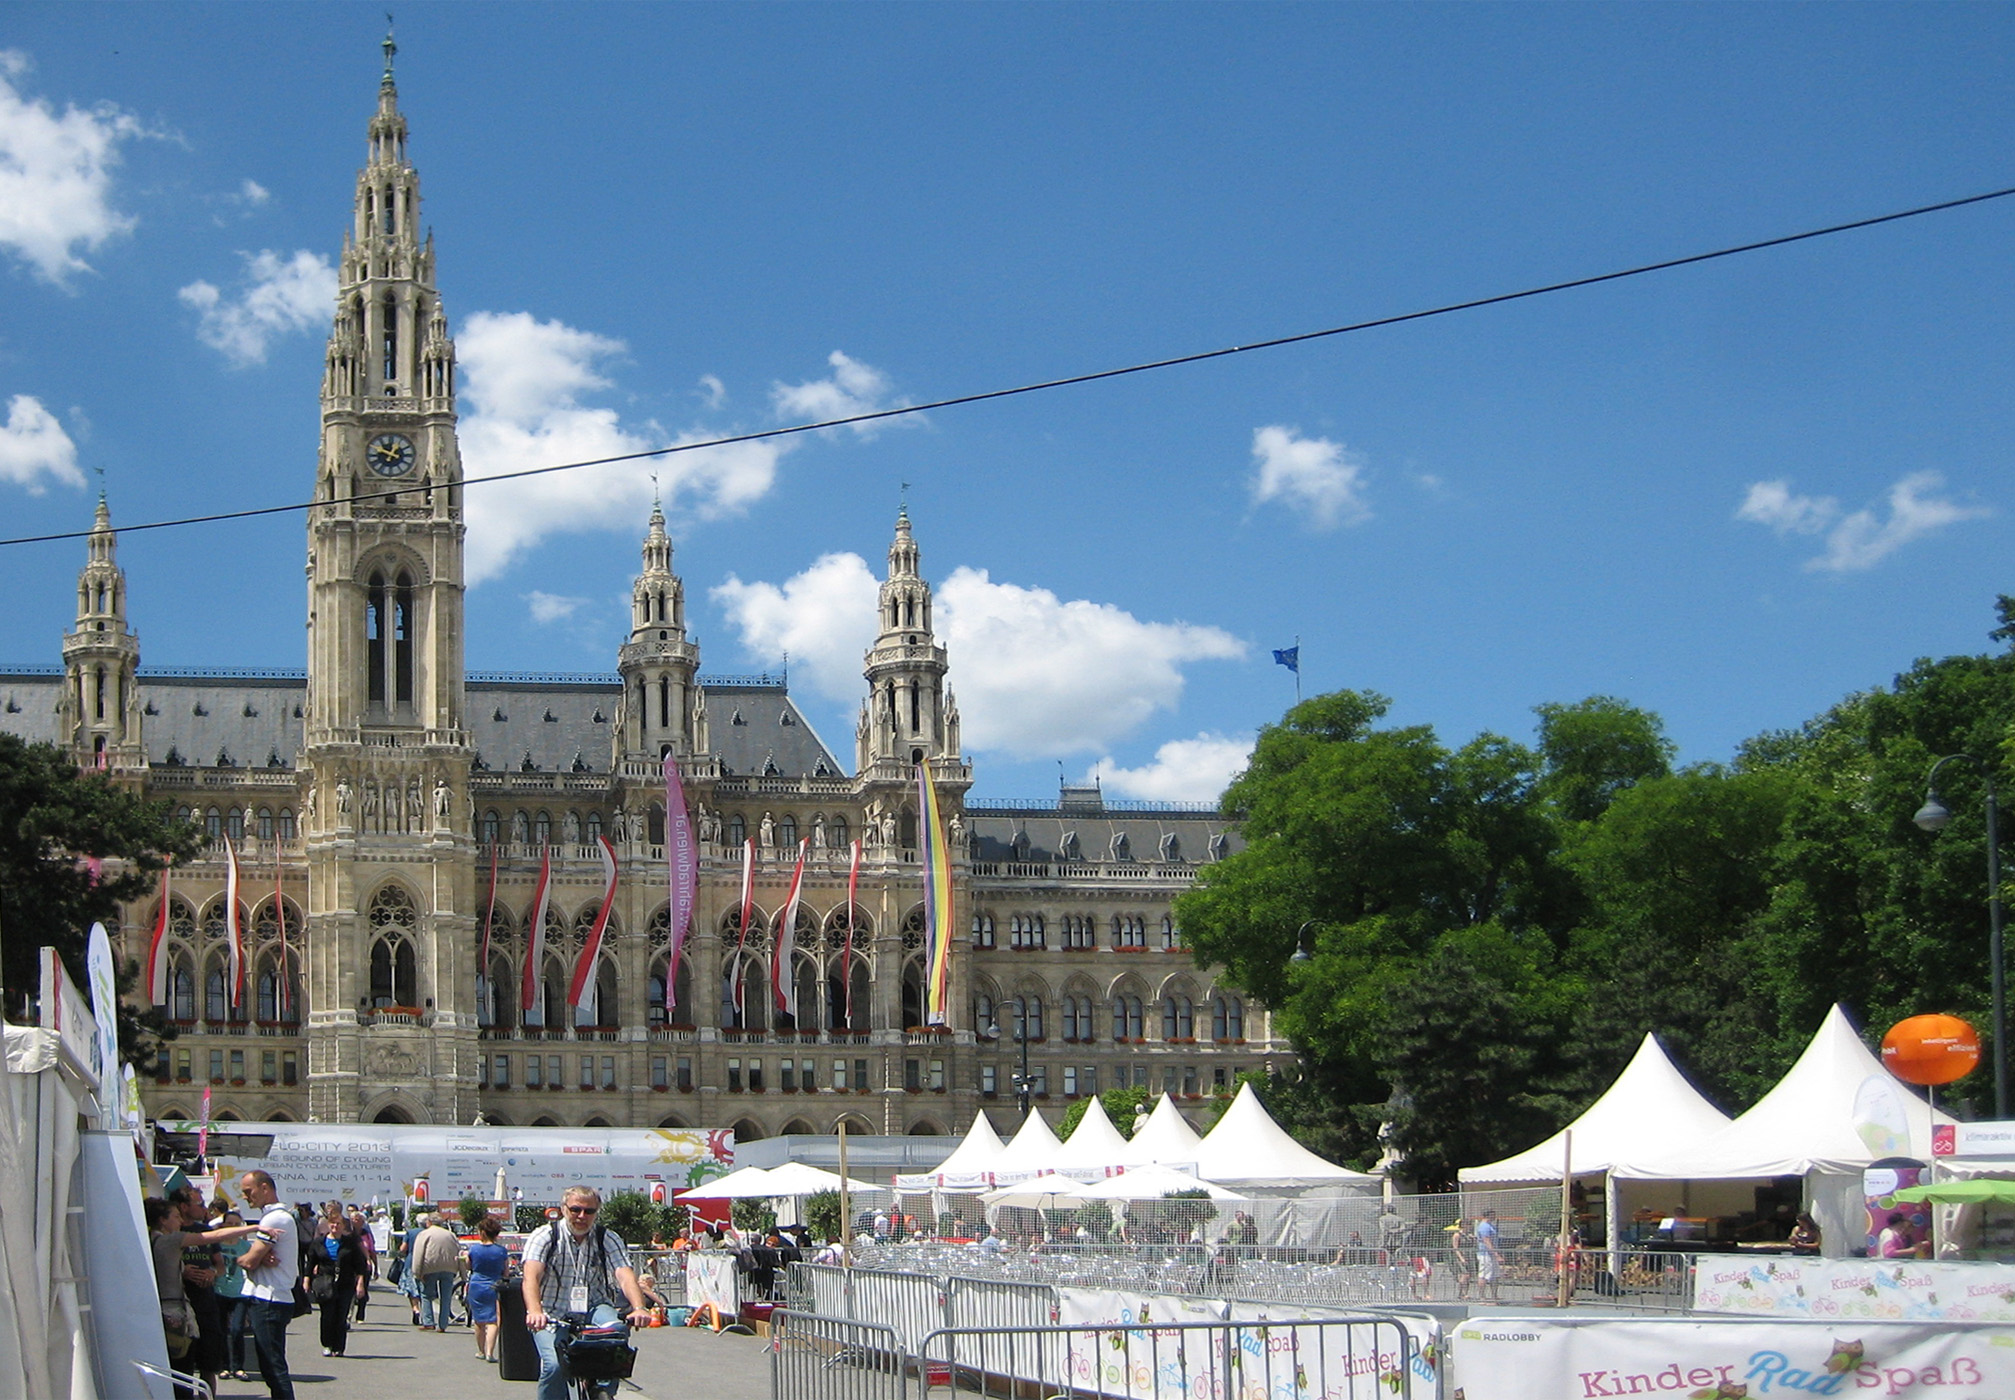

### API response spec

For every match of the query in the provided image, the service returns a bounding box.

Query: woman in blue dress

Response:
[465,1215,511,1362]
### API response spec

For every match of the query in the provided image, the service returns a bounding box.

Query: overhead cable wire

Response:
[3,182,2011,551]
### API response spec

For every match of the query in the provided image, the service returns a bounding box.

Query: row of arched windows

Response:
[978,909,1177,951]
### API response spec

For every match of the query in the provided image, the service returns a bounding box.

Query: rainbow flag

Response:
[917,757,955,1025]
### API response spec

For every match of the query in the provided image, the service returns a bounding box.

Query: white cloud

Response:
[1090,733,1252,803]
[178,249,336,365]
[0,50,150,285]
[0,393,84,494]
[711,553,882,702]
[1735,479,1836,536]
[1736,472,1989,572]
[771,350,914,436]
[697,374,726,410]
[236,179,269,207]
[1249,424,1369,527]
[717,553,1247,760]
[525,591,589,625]
[459,311,786,584]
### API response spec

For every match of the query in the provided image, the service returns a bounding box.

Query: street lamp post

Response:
[986,998,1034,1119]
[1914,754,2006,1119]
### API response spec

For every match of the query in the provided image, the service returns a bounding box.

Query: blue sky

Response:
[1,3,2010,802]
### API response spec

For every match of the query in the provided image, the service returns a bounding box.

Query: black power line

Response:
[4,183,2010,551]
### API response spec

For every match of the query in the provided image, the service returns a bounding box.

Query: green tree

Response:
[457,1193,490,1230]
[1534,697,1674,824]
[804,1190,842,1243]
[1056,1086,1152,1140]
[0,735,204,1066]
[600,1190,660,1245]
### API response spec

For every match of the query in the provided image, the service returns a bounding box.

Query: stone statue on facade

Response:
[512,810,531,845]
[562,810,581,845]
[812,813,827,849]
[361,780,379,831]
[610,807,629,843]
[433,777,451,824]
[335,777,352,817]
[759,811,776,848]
[407,780,424,831]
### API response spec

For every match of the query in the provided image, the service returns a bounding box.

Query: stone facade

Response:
[0,60,1281,1140]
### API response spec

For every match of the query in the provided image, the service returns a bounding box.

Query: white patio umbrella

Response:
[979,1173,1088,1209]
[675,1165,779,1199]
[1073,1165,1249,1202]
[759,1161,883,1196]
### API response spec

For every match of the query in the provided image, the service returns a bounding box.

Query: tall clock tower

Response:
[300,36,478,1123]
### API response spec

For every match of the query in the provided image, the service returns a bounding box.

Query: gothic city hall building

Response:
[0,64,1276,1139]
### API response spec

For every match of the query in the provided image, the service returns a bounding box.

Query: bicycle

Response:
[548,1314,639,1400]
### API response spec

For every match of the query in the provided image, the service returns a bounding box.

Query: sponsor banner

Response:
[153,1121,733,1205]
[1934,1121,2015,1158]
[1450,1316,2015,1400]
[1694,1257,2015,1324]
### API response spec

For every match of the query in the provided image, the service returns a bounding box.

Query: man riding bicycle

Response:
[521,1187,654,1399]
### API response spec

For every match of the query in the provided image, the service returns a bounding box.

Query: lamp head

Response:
[1914,795,1953,832]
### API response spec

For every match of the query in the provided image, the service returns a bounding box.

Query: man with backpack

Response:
[521,1187,654,1400]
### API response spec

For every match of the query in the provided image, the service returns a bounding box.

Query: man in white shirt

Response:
[235,1170,300,1400]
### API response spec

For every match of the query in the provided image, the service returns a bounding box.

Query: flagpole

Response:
[1295,634,1301,704]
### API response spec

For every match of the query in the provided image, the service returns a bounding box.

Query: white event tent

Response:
[893,1113,1006,1193]
[1611,1004,1955,1257]
[1050,1097,1130,1180]
[987,1109,1066,1185]
[1459,1032,1730,1185]
[1121,1094,1205,1167]
[1193,1083,1380,1193]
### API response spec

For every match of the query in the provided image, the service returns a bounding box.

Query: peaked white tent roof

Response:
[988,1109,1066,1184]
[1074,1164,1250,1202]
[1614,1004,1955,1180]
[1121,1094,1204,1167]
[895,1113,1006,1192]
[1193,1083,1379,1189]
[1051,1097,1130,1178]
[1460,1032,1731,1184]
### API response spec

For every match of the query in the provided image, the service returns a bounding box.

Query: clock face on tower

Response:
[367,433,417,476]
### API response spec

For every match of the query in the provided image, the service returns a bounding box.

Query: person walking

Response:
[464,1216,511,1362]
[1475,1209,1502,1302]
[521,1186,654,1400]
[309,1208,369,1357]
[235,1170,302,1400]
[410,1212,465,1330]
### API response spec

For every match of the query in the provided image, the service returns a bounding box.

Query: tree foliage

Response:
[0,735,203,1064]
[1176,606,2015,1181]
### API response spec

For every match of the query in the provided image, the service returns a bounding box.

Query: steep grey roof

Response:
[0,666,844,779]
[965,800,1241,866]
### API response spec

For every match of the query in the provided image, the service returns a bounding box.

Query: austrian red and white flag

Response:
[224,839,245,1009]
[732,838,755,1015]
[569,837,620,1015]
[521,844,552,1017]
[773,839,809,1019]
[145,868,172,1007]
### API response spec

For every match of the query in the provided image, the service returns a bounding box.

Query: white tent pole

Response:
[1556,1128,1573,1308]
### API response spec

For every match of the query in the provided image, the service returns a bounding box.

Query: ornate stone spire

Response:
[857,506,957,771]
[61,494,144,769]
[618,501,701,760]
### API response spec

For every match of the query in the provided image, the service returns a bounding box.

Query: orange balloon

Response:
[1882,1013,1982,1086]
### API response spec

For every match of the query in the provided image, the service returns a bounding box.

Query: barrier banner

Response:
[687,1252,739,1317]
[1693,1257,2015,1324]
[1227,1301,1441,1397]
[1054,1290,1407,1400]
[1450,1316,2015,1400]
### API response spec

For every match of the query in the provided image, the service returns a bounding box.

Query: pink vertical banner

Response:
[662,752,697,1011]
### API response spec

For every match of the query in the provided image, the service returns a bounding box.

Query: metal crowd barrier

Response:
[773,1312,908,1400]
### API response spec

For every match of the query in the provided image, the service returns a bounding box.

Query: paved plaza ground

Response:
[195,1284,772,1400]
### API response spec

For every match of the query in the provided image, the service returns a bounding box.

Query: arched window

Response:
[722,954,768,1032]
[541,959,568,1031]
[1061,995,1081,1041]
[367,886,420,1008]
[830,814,849,848]
[786,955,819,1032]
[278,808,297,840]
[900,961,925,1030]
[1112,994,1143,1041]
[226,807,244,841]
[1212,994,1244,1041]
[647,956,693,1027]
[256,807,274,841]
[481,809,500,844]
[482,952,516,1030]
[726,814,746,847]
[973,991,996,1034]
[1021,994,1044,1041]
[205,807,222,840]
[170,957,196,1022]
[533,810,551,845]
[1161,994,1194,1040]
[586,810,603,842]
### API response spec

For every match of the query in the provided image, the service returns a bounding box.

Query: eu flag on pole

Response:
[1272,645,1299,674]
